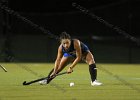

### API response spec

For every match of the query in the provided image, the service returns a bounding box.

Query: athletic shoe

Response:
[91,80,102,86]
[39,79,47,85]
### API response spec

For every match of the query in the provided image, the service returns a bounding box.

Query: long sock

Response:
[46,67,64,84]
[89,64,97,82]
[46,68,55,84]
[47,68,54,77]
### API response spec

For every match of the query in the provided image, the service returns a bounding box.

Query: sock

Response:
[46,68,63,84]
[89,64,97,82]
[47,68,55,84]
[47,68,54,77]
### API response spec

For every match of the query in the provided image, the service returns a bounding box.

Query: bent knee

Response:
[88,60,95,65]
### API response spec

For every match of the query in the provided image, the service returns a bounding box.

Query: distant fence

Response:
[0,3,140,63]
[0,35,140,63]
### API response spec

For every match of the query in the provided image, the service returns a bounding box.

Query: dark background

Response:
[0,0,140,63]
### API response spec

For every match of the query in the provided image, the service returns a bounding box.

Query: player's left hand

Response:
[67,67,73,74]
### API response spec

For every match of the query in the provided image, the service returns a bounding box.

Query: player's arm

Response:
[67,39,82,73]
[53,45,63,74]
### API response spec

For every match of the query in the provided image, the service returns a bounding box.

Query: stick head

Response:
[23,81,27,85]
[4,70,7,72]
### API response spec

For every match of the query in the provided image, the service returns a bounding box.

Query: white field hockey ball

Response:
[70,82,74,87]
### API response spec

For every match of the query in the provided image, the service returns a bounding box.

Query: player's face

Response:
[61,39,71,50]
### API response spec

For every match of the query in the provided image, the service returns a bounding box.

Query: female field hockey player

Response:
[39,32,102,86]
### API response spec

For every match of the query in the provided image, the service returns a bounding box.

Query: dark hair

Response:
[59,32,71,41]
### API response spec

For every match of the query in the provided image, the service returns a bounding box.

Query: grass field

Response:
[0,63,140,100]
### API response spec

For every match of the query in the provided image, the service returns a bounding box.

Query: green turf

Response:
[0,63,140,100]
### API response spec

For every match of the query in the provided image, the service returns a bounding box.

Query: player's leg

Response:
[47,56,75,84]
[39,56,74,84]
[82,51,102,86]
[47,56,75,83]
[57,56,75,73]
[46,57,69,84]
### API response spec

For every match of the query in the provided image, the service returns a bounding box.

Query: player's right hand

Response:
[67,67,73,74]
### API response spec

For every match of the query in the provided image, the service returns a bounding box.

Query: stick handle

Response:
[0,65,7,72]
[56,71,67,76]
[23,71,67,85]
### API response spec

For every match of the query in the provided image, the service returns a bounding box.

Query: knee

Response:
[88,59,95,65]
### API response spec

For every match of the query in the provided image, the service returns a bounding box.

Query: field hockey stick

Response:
[22,71,67,85]
[0,65,7,72]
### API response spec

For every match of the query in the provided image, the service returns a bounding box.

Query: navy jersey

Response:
[62,39,89,57]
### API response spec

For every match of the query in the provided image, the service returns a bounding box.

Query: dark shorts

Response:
[63,44,89,57]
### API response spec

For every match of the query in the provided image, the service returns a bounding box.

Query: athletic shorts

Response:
[63,44,89,57]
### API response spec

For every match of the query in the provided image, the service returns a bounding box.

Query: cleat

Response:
[91,80,102,86]
[39,79,47,85]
